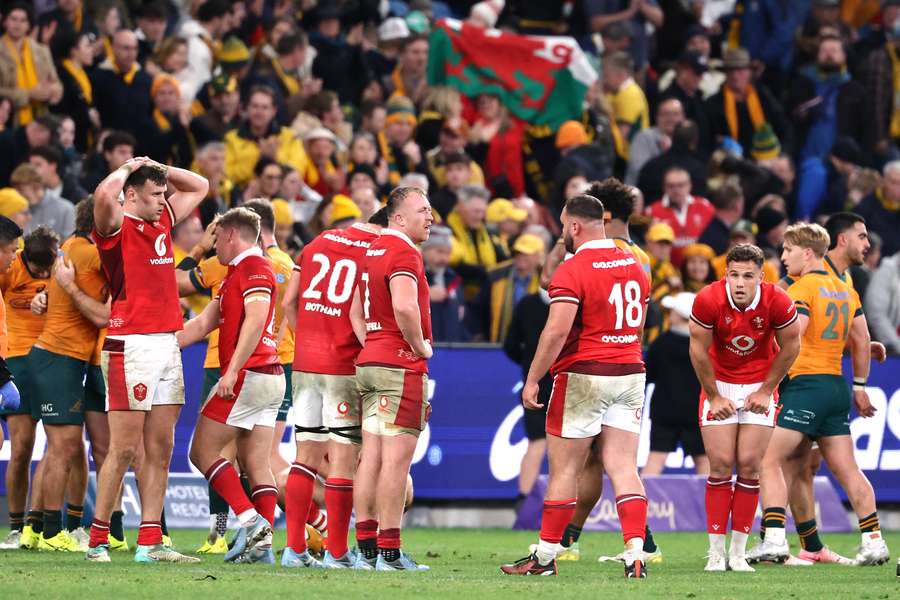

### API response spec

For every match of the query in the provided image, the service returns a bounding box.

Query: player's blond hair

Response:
[218,207,261,243]
[783,222,830,258]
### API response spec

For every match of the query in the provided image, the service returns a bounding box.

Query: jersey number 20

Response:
[301,253,357,304]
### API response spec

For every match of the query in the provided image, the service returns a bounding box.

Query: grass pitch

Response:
[0,528,897,599]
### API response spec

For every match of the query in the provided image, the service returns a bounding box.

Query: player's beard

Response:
[564,232,575,254]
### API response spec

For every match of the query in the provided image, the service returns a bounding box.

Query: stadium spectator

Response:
[415,86,462,152]
[754,206,789,255]
[292,90,352,152]
[423,225,469,342]
[90,30,152,138]
[28,144,86,206]
[145,37,190,93]
[446,184,508,305]
[646,220,680,299]
[643,292,707,476]
[862,9,900,162]
[680,243,717,293]
[303,127,344,196]
[383,34,428,105]
[10,163,73,238]
[585,0,663,73]
[477,233,544,342]
[38,0,97,42]
[133,2,168,66]
[705,48,790,156]
[853,160,900,256]
[658,50,714,157]
[0,3,62,127]
[50,29,97,154]
[636,119,707,202]
[429,150,471,220]
[379,95,422,186]
[351,186,379,222]
[310,5,372,106]
[142,74,193,168]
[369,17,409,84]
[80,130,135,192]
[625,98,684,186]
[485,198,528,255]
[0,187,30,231]
[190,74,241,146]
[427,117,484,190]
[699,182,745,255]
[865,250,900,354]
[552,121,614,211]
[646,166,715,266]
[224,86,308,188]
[603,51,649,162]
[179,0,231,104]
[469,93,526,197]
[243,32,311,124]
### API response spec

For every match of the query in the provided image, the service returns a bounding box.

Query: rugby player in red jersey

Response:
[87,157,207,563]
[280,208,384,569]
[501,186,651,579]
[178,207,285,564]
[689,244,800,572]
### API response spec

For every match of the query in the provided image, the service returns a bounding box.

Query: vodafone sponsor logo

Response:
[149,233,173,265]
[727,335,756,356]
[592,256,636,270]
[602,334,639,344]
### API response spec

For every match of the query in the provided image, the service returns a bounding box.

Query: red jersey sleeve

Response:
[388,246,421,283]
[237,260,275,300]
[690,284,718,329]
[548,261,580,305]
[769,286,799,329]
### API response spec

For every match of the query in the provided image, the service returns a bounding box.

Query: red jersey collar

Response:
[381,227,417,249]
[574,238,616,254]
[725,280,761,311]
[229,245,263,266]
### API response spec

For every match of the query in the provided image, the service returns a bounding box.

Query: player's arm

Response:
[93,157,150,236]
[176,219,218,296]
[850,313,876,417]
[689,320,736,420]
[390,275,432,359]
[540,239,567,289]
[282,267,301,330]
[349,286,366,346]
[164,165,210,224]
[522,300,577,409]
[177,298,221,347]
[53,256,110,328]
[218,294,271,398]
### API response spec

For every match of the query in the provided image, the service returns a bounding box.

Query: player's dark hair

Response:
[124,165,167,191]
[587,178,632,222]
[369,206,389,227]
[824,212,865,251]
[197,0,230,22]
[725,243,765,268]
[103,130,136,154]
[218,207,261,243]
[28,144,62,169]
[23,226,59,271]
[243,198,276,234]
[74,196,95,236]
[0,216,23,245]
[385,186,426,218]
[565,194,606,222]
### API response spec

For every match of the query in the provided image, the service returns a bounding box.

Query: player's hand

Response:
[870,341,887,363]
[30,291,48,315]
[708,394,736,420]
[216,370,239,400]
[522,381,543,410]
[416,339,433,360]
[198,218,219,252]
[744,390,771,415]
[853,389,876,418]
[53,255,76,290]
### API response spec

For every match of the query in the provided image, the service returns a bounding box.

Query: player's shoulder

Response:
[694,278,725,305]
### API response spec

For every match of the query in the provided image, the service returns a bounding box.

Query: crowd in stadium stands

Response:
[0,0,899,352]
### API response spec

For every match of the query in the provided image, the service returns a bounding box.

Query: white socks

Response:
[534,539,560,565]
[730,531,749,557]
[766,527,786,546]
[708,533,726,555]
[236,509,259,527]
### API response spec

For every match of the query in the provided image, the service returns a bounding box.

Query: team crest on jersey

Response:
[752,316,765,329]
[133,383,148,401]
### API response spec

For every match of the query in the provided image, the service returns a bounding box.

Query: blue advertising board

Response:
[2,344,900,504]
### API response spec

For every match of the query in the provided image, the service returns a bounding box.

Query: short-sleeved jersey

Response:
[36,235,108,361]
[294,225,379,375]
[0,253,50,357]
[613,237,651,282]
[787,270,862,377]
[190,255,229,368]
[356,228,432,374]
[216,248,279,372]
[92,205,183,335]
[265,245,295,365]
[690,279,798,384]
[781,254,854,288]
[548,239,650,376]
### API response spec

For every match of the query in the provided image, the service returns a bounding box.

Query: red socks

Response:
[307,499,327,533]
[731,477,760,534]
[378,527,401,550]
[616,494,648,544]
[325,478,354,558]
[136,521,162,546]
[286,462,317,552]
[251,485,278,526]
[539,498,576,544]
[706,476,734,535]
[205,458,255,517]
[89,518,109,548]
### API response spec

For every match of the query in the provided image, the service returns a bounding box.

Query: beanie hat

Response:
[219,36,250,68]
[0,188,28,217]
[755,206,787,236]
[555,120,588,149]
[750,123,781,161]
[151,73,181,99]
[328,194,362,226]
[385,95,417,126]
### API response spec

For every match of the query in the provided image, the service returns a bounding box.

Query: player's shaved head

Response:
[564,193,606,222]
[386,186,427,218]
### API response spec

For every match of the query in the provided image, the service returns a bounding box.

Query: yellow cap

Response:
[328,194,362,226]
[646,222,675,243]
[682,243,716,261]
[486,198,528,224]
[271,198,293,227]
[512,233,545,256]
[0,187,28,217]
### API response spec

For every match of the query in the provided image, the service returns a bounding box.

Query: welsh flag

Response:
[427,19,598,130]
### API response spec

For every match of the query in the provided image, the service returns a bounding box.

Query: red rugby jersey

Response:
[548,239,649,376]
[690,279,797,384]
[293,224,379,375]
[92,203,183,335]
[356,228,432,374]
[216,247,279,372]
